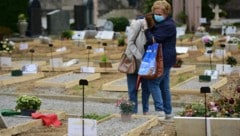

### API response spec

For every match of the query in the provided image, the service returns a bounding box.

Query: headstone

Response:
[83,0,94,26]
[68,118,97,136]
[176,47,189,54]
[95,31,114,40]
[74,5,86,30]
[27,0,42,36]
[47,10,70,35]
[210,4,223,28]
[215,49,226,59]
[56,46,67,52]
[72,31,86,40]
[50,58,63,67]
[22,64,38,74]
[81,66,95,73]
[103,21,113,31]
[204,70,218,80]
[0,115,7,128]
[222,26,237,35]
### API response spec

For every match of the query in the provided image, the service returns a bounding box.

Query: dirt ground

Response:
[2,37,240,136]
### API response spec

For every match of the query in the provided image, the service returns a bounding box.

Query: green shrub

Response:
[61,30,74,39]
[107,17,129,32]
[118,35,126,46]
[227,56,237,67]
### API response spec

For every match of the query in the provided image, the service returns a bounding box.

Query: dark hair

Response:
[145,12,155,29]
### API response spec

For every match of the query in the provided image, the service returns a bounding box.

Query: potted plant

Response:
[226,56,237,67]
[61,30,74,40]
[15,95,42,116]
[99,54,112,68]
[116,98,135,122]
[17,13,28,38]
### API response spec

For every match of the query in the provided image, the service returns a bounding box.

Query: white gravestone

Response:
[72,31,86,40]
[95,31,114,40]
[62,59,79,67]
[176,47,189,54]
[215,49,226,59]
[68,118,97,136]
[210,4,222,28]
[93,48,104,54]
[0,57,12,67]
[81,66,95,73]
[222,26,237,35]
[55,46,67,52]
[204,70,218,80]
[22,64,38,74]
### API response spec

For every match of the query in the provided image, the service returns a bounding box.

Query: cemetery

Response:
[0,0,240,135]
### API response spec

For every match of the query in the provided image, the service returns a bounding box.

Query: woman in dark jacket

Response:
[141,0,176,119]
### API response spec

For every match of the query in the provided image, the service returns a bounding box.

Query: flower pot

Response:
[18,21,28,38]
[121,114,132,122]
[21,109,36,116]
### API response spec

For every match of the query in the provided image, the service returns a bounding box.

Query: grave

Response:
[47,10,70,35]
[0,110,65,136]
[102,77,127,92]
[96,114,158,136]
[171,76,227,95]
[41,59,94,72]
[35,72,100,88]
[210,4,223,29]
[171,65,196,75]
[0,60,46,71]
[46,47,71,57]
[0,72,44,86]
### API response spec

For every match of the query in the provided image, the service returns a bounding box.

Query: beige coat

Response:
[125,19,146,68]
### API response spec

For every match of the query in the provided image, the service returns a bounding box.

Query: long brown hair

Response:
[145,12,155,29]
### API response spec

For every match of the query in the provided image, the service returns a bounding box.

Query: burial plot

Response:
[41,59,94,72]
[0,72,44,86]
[0,110,65,136]
[0,60,46,71]
[171,65,196,76]
[35,72,100,89]
[102,77,127,91]
[171,76,227,95]
[96,114,158,136]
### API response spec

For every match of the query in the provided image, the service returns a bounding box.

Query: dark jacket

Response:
[145,16,176,68]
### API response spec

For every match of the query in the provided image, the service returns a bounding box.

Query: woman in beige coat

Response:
[125,17,147,114]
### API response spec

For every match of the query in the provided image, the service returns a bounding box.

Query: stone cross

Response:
[212,4,222,21]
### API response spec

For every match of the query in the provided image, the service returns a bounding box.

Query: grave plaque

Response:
[47,10,70,35]
[56,46,67,52]
[22,64,38,74]
[81,66,95,73]
[72,31,86,40]
[204,70,218,80]
[95,31,114,40]
[0,115,7,128]
[19,42,29,50]
[216,64,232,75]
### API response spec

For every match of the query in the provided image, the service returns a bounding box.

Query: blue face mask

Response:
[154,14,164,22]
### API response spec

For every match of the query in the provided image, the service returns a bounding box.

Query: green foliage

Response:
[15,95,42,111]
[61,30,74,39]
[18,13,27,21]
[178,102,206,117]
[0,0,29,32]
[117,35,126,46]
[176,11,187,24]
[101,54,108,62]
[226,56,237,67]
[83,113,110,120]
[107,17,129,32]
[116,98,135,114]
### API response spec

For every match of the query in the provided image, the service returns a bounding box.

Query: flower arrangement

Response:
[116,98,135,114]
[179,86,240,118]
[202,35,215,47]
[15,95,42,111]
[0,39,15,54]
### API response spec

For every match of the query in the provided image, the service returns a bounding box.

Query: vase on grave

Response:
[21,109,36,116]
[18,20,28,38]
[121,113,132,122]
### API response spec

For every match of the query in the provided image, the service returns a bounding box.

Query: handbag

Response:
[118,53,136,74]
[138,42,163,79]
